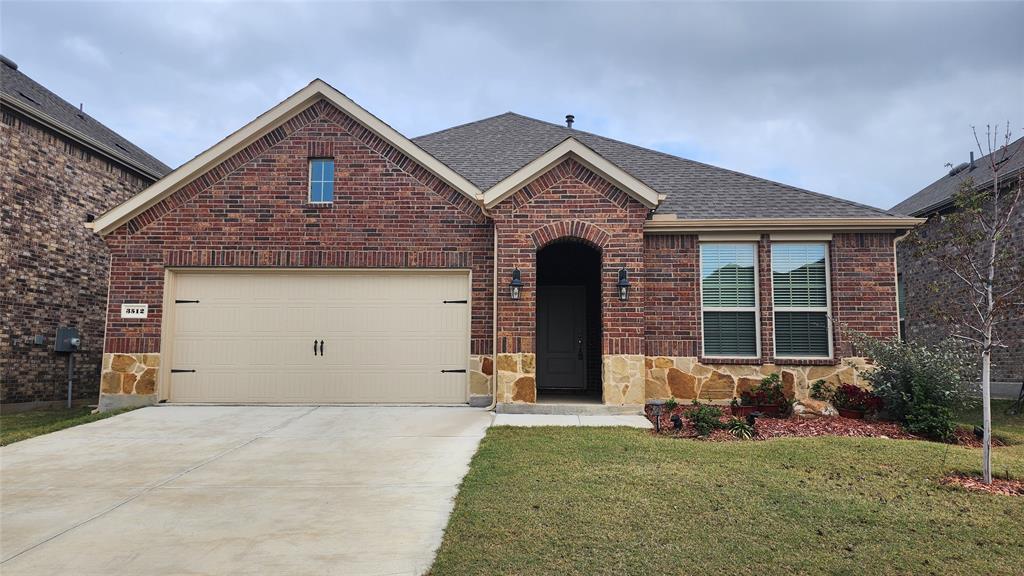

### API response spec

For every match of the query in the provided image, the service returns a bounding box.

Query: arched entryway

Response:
[535,240,602,401]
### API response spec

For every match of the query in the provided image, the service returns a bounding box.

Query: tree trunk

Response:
[981,347,992,484]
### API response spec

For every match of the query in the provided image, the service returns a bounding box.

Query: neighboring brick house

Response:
[892,137,1023,385]
[0,56,170,409]
[87,79,920,411]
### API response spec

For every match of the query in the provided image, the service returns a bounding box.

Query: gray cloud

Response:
[3,1,1022,209]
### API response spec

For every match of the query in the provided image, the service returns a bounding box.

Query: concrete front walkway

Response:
[0,406,492,576]
[493,413,653,428]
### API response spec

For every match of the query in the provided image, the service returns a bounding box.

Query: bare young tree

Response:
[914,123,1023,484]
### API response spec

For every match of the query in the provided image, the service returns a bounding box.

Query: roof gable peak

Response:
[90,79,483,235]
[483,136,662,209]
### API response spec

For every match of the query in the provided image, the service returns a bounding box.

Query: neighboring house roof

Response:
[414,112,900,221]
[891,135,1024,216]
[0,56,171,179]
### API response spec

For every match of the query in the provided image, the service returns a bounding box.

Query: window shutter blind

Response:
[703,312,757,357]
[775,312,829,357]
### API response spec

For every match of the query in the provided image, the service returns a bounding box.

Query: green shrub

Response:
[850,334,975,423]
[740,373,787,406]
[687,403,724,437]
[905,402,956,442]
[810,379,834,401]
[663,397,679,412]
[727,417,754,440]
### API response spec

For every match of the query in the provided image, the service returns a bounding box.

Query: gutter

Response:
[892,229,913,340]
[1,93,165,181]
[644,216,926,233]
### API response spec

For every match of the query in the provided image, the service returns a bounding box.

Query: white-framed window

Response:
[771,242,832,358]
[699,243,759,358]
[308,158,334,203]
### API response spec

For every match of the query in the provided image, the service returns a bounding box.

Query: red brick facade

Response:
[1,107,157,405]
[898,211,1022,382]
[642,234,699,357]
[639,232,900,365]
[491,158,648,356]
[831,232,900,356]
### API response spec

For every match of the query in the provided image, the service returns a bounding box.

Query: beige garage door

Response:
[167,271,470,404]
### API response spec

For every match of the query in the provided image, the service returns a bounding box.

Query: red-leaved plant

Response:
[831,384,883,413]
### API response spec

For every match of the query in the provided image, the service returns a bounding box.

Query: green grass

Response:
[0,406,137,446]
[958,399,1024,445]
[430,425,1024,576]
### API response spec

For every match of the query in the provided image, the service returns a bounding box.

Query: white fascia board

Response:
[644,217,926,234]
[482,137,661,209]
[769,232,834,241]
[90,79,483,236]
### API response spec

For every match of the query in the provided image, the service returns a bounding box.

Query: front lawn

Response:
[0,406,136,446]
[958,399,1024,445]
[430,426,1024,575]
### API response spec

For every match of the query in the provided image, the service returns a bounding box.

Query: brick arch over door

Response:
[491,157,649,356]
[529,220,611,251]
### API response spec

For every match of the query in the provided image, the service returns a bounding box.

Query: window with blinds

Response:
[772,243,831,358]
[700,243,758,357]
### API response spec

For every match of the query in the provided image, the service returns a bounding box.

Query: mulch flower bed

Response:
[941,474,1023,496]
[645,405,1010,447]
[645,404,914,442]
[951,427,1007,448]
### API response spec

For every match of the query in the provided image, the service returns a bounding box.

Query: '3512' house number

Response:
[120,304,148,319]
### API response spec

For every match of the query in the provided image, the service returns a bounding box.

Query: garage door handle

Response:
[441,369,466,373]
[319,340,324,356]
[313,339,318,356]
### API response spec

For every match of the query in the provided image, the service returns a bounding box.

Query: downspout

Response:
[892,228,913,341]
[479,201,499,411]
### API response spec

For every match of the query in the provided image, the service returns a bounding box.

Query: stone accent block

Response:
[468,355,492,398]
[495,352,536,403]
[643,356,869,402]
[602,354,645,405]
[99,353,160,401]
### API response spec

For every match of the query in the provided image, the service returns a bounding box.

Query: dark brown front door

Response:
[537,285,586,390]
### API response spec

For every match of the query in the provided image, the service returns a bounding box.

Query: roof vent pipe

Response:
[565,114,574,129]
[970,151,975,169]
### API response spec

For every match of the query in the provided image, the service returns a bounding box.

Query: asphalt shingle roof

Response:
[1,58,171,179]
[414,112,897,219]
[891,136,1024,216]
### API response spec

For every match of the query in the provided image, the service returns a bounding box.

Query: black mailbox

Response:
[54,327,81,353]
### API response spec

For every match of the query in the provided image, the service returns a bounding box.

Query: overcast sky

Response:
[3,1,1022,210]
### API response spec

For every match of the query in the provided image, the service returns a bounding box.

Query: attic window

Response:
[308,158,334,204]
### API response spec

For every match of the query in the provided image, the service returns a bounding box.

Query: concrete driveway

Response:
[0,406,492,575]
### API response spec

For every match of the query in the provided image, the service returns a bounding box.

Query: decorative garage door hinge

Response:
[441,369,467,373]
[175,299,200,304]
[442,300,468,304]
[170,369,196,373]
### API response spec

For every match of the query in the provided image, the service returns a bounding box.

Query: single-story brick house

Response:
[88,80,922,411]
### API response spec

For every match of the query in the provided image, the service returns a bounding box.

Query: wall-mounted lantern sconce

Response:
[617,267,631,301]
[509,268,523,300]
